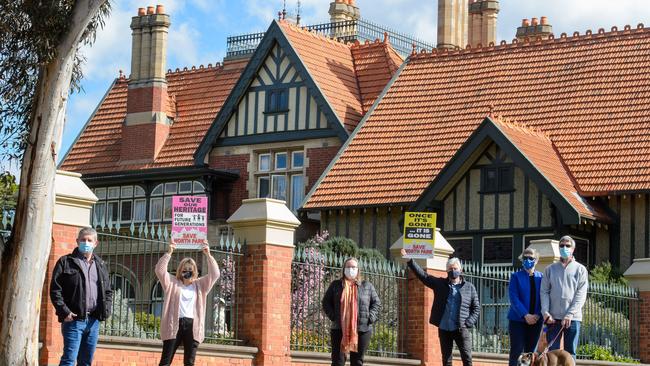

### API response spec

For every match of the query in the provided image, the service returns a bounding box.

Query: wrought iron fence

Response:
[94,225,243,345]
[290,247,409,358]
[227,19,435,58]
[461,262,640,360]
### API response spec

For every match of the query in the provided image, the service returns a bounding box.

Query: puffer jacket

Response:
[407,259,480,328]
[322,279,381,332]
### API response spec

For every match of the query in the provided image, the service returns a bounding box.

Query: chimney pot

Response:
[137,7,146,16]
[541,16,548,25]
[531,17,539,26]
[522,18,529,27]
[147,6,155,15]
[156,4,165,14]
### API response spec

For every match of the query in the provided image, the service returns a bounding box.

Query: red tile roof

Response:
[279,21,402,131]
[61,22,402,176]
[305,25,650,210]
[60,61,247,174]
[491,117,605,221]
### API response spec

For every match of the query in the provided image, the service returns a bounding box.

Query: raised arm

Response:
[155,243,174,291]
[196,242,221,292]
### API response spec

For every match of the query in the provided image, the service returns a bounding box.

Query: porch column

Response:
[527,239,559,272]
[40,171,97,365]
[228,198,300,366]
[391,229,454,366]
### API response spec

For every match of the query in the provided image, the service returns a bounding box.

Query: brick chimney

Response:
[438,0,468,49]
[328,0,360,39]
[120,5,172,164]
[329,0,360,23]
[468,0,499,47]
[516,16,553,42]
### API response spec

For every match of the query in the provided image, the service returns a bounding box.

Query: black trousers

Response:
[439,328,472,366]
[330,328,372,366]
[159,318,200,366]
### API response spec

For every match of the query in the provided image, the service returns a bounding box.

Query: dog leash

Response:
[535,320,565,361]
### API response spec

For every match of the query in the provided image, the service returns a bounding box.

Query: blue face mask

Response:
[559,246,572,259]
[522,259,536,270]
[78,240,94,254]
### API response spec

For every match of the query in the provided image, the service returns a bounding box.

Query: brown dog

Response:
[517,350,575,366]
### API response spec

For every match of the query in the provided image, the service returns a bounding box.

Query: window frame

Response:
[133,198,147,223]
[264,88,289,114]
[482,235,514,266]
[290,174,304,212]
[291,151,304,169]
[480,165,514,193]
[275,152,288,171]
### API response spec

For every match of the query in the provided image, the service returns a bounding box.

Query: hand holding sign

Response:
[172,196,208,250]
[201,240,209,255]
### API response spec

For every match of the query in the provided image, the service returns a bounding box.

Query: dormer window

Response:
[265,88,289,113]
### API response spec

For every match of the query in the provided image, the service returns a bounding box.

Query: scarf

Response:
[340,279,358,354]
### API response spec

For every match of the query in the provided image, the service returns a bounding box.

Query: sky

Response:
[57,0,650,167]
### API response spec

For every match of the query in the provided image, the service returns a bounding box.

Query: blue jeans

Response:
[508,320,543,366]
[59,317,100,366]
[546,320,580,359]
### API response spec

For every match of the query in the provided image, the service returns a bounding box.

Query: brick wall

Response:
[120,122,169,162]
[209,153,250,218]
[638,291,650,363]
[306,146,340,193]
[40,223,81,365]
[90,345,254,366]
[238,243,294,365]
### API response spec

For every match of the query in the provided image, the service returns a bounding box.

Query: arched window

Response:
[110,273,136,312]
[150,282,164,317]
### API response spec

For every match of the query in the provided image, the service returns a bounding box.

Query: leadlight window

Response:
[265,89,289,113]
[481,166,514,193]
[448,238,473,261]
[255,149,305,212]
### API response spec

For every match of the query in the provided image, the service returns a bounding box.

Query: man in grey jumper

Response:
[540,235,589,359]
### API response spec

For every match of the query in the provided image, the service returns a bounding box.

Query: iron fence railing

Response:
[227,19,435,58]
[290,247,408,358]
[95,226,243,345]
[461,261,640,361]
[1,210,14,240]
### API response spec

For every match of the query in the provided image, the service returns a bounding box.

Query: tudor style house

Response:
[304,3,650,270]
[59,2,420,242]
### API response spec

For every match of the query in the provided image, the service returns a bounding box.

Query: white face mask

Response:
[344,267,358,279]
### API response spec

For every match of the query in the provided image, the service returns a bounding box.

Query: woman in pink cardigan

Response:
[155,240,220,366]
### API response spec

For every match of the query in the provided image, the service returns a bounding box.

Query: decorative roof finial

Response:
[282,0,287,20]
[296,0,301,25]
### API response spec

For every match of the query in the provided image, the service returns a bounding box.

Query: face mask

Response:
[182,271,193,279]
[559,247,572,259]
[522,259,536,270]
[344,268,358,279]
[78,240,94,254]
[447,270,461,279]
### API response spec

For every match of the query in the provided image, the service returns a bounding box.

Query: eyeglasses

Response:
[559,244,572,248]
[522,256,535,261]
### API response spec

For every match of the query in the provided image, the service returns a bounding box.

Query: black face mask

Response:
[182,271,193,279]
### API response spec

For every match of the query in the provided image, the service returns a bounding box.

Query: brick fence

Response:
[39,174,650,366]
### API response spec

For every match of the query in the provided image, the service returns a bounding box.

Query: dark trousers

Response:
[439,328,472,366]
[330,328,372,366]
[508,320,543,366]
[159,318,200,366]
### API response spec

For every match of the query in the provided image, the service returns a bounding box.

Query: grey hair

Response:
[446,257,462,270]
[559,235,575,247]
[77,227,97,241]
[519,247,539,261]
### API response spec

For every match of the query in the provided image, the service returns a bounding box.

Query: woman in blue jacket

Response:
[508,247,543,366]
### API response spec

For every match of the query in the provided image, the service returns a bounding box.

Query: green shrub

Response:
[358,248,386,261]
[578,344,639,363]
[321,236,359,258]
[134,312,160,335]
[290,329,330,351]
[590,261,628,285]
[368,328,397,355]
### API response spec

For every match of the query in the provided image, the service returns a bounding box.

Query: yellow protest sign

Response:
[403,211,436,258]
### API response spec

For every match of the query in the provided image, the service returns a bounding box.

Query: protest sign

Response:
[171,196,208,249]
[402,211,436,259]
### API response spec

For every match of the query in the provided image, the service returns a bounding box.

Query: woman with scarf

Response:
[155,239,220,366]
[507,247,543,366]
[322,257,381,366]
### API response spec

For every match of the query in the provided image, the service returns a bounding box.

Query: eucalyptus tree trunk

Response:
[0,1,108,364]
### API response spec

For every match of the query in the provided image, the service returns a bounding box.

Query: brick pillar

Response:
[391,228,454,366]
[228,198,300,366]
[624,258,650,363]
[40,171,98,365]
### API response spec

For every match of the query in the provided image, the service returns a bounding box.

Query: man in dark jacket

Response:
[401,249,480,366]
[50,227,112,366]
